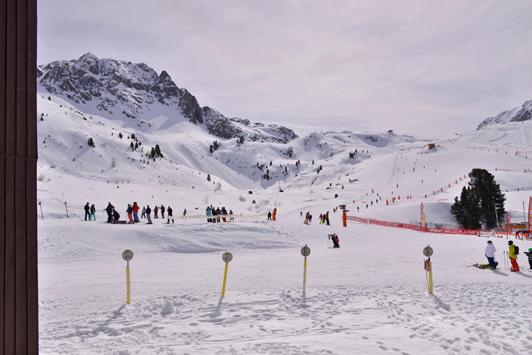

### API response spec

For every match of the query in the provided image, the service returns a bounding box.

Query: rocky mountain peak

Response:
[477,99,532,129]
[37,53,297,142]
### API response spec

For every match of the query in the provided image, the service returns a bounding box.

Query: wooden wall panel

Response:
[1,0,38,353]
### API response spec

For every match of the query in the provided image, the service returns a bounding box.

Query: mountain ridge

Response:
[38,53,297,143]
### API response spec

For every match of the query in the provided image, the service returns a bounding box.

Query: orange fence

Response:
[346,215,479,235]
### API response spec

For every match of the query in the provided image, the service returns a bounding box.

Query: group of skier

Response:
[206,206,233,223]
[484,240,532,272]
[83,202,97,221]
[318,211,330,225]
[100,202,175,224]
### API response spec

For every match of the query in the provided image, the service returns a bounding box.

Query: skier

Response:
[484,240,498,270]
[90,204,96,221]
[325,211,330,226]
[160,205,165,219]
[126,204,133,224]
[146,205,153,224]
[229,210,234,222]
[154,205,159,219]
[141,206,146,219]
[133,202,140,223]
[84,202,90,221]
[167,206,174,224]
[221,207,228,222]
[524,248,532,270]
[183,208,187,217]
[508,241,520,272]
[206,206,212,222]
[328,233,340,248]
[105,202,115,223]
[267,211,272,220]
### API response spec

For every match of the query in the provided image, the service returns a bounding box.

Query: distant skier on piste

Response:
[90,204,96,221]
[167,206,174,224]
[508,241,520,272]
[126,204,133,224]
[133,202,140,223]
[484,240,498,270]
[146,205,153,224]
[105,202,115,223]
[84,202,90,221]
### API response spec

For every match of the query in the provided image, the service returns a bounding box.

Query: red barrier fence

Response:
[347,216,479,235]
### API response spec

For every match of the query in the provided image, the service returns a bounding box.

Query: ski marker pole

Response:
[122,250,134,304]
[301,245,311,297]
[221,252,233,298]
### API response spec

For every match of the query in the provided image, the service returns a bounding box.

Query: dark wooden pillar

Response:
[1,0,39,353]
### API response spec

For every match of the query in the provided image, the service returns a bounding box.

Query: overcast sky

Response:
[38,0,532,138]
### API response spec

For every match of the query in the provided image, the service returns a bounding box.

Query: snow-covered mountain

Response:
[477,99,532,129]
[38,53,297,143]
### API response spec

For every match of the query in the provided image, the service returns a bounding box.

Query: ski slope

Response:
[36,89,532,354]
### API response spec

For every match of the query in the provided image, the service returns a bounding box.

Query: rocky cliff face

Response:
[38,53,297,143]
[477,100,532,129]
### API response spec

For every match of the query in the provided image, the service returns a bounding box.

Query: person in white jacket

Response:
[485,240,498,269]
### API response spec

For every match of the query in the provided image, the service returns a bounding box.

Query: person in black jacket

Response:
[160,205,166,219]
[84,202,91,221]
[166,206,174,224]
[112,208,120,223]
[106,202,115,223]
[146,205,153,224]
[90,204,96,221]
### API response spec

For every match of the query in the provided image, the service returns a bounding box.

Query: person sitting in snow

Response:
[328,233,340,248]
[484,240,498,270]
[112,208,120,223]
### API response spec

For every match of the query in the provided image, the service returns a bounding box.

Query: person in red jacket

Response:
[132,202,140,223]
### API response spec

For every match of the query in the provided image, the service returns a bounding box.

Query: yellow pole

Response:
[221,261,229,297]
[303,256,307,297]
[126,261,131,304]
[426,259,433,295]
